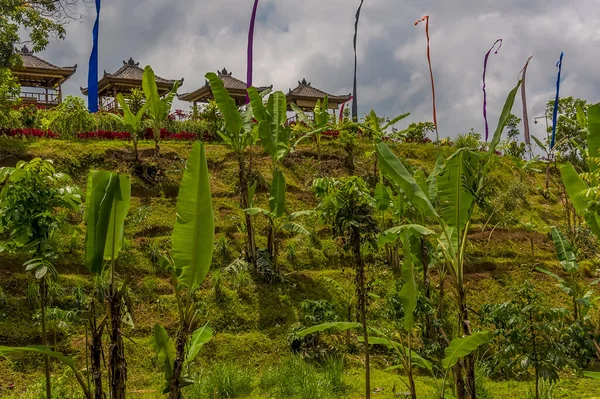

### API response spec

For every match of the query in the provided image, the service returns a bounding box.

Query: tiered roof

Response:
[11,46,77,88]
[81,57,183,97]
[179,68,272,105]
[286,78,351,110]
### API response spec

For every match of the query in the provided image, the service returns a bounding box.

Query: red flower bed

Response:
[78,129,199,142]
[0,128,58,139]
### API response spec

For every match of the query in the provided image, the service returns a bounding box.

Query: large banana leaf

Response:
[85,171,131,274]
[399,230,417,331]
[269,169,286,218]
[487,79,522,155]
[550,227,578,271]
[142,66,161,119]
[377,142,438,219]
[587,104,600,171]
[560,163,600,236]
[104,175,130,261]
[206,72,242,142]
[378,224,437,247]
[153,324,176,386]
[374,182,391,211]
[442,331,492,369]
[247,86,268,122]
[0,345,88,396]
[357,336,432,371]
[186,323,212,364]
[0,345,76,369]
[583,371,600,379]
[437,149,478,232]
[172,143,214,290]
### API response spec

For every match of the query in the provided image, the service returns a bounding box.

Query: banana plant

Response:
[537,227,599,323]
[245,169,310,269]
[376,78,521,399]
[290,95,331,164]
[247,87,309,265]
[206,72,257,264]
[142,65,180,159]
[84,170,131,399]
[361,110,410,183]
[108,93,148,161]
[153,142,214,398]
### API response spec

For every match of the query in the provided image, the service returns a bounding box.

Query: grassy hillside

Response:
[0,137,598,399]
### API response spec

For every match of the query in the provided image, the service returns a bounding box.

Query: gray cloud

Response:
[35,0,600,141]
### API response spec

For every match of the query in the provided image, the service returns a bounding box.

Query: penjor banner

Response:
[246,0,260,104]
[551,52,564,149]
[87,0,101,113]
[482,39,502,142]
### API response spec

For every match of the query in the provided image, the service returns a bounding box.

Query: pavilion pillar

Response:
[45,88,48,105]
[58,83,63,104]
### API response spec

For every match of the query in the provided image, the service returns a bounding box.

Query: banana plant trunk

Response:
[89,302,105,399]
[153,126,160,160]
[351,226,370,399]
[168,332,187,399]
[40,277,51,399]
[238,155,256,264]
[458,286,476,399]
[108,285,127,399]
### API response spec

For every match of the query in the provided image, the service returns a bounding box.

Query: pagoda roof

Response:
[11,46,77,88]
[286,78,351,109]
[81,57,183,97]
[178,68,272,105]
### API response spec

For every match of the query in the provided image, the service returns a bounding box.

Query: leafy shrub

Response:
[454,129,482,149]
[48,96,95,138]
[95,111,126,132]
[300,299,339,326]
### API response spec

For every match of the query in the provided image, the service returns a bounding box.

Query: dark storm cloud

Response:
[34,0,600,141]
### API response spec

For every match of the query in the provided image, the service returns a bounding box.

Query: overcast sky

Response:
[38,0,600,140]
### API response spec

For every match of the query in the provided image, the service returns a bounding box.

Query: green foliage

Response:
[442,331,492,370]
[142,65,180,153]
[0,158,80,259]
[0,0,69,67]
[48,96,96,139]
[453,129,482,149]
[0,68,20,124]
[404,121,436,142]
[546,97,588,165]
[300,299,340,326]
[481,282,571,384]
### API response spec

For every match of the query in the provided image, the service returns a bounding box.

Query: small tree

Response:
[313,176,378,399]
[481,282,570,399]
[109,93,147,161]
[0,158,81,399]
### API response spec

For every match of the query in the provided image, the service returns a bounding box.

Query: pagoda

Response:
[179,68,272,107]
[81,57,183,111]
[10,46,77,108]
[286,78,351,113]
